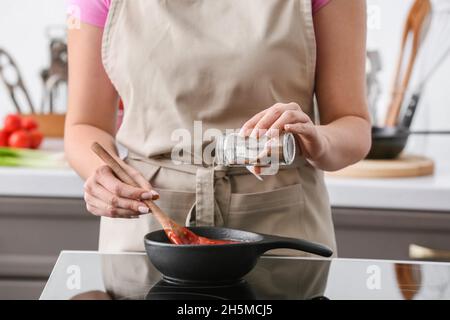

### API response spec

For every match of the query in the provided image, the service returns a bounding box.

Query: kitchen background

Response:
[1,0,450,299]
[1,0,449,158]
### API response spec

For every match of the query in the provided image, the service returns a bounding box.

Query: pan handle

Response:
[256,235,333,257]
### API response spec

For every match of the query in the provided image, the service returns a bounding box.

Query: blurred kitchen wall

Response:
[0,0,66,120]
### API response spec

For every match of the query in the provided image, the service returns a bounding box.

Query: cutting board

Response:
[29,114,65,138]
[327,155,434,178]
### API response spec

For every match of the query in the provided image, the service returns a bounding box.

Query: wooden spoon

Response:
[91,142,202,245]
[385,0,431,127]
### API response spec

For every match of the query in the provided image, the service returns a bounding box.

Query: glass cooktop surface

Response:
[40,251,450,300]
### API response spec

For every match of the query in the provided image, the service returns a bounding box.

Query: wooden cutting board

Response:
[327,155,434,178]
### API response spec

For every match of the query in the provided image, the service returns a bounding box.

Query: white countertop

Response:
[325,163,450,211]
[1,139,449,212]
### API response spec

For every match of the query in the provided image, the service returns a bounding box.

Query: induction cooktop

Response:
[40,252,450,300]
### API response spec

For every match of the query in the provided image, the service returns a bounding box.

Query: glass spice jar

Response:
[215,132,296,167]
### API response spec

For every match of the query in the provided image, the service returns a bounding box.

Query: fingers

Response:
[284,122,316,139]
[239,103,329,169]
[94,166,154,200]
[84,165,156,218]
[85,183,149,214]
[240,110,266,136]
[122,162,160,200]
[240,103,305,137]
[86,202,140,219]
[285,122,327,160]
[266,110,310,138]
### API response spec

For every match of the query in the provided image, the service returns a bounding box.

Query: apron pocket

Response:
[226,183,306,239]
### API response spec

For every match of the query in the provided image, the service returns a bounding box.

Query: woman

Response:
[66,0,371,253]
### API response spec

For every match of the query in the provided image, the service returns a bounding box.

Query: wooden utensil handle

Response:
[91,142,139,187]
[384,0,431,127]
[91,142,166,220]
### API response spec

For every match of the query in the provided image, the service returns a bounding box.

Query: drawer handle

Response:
[409,244,450,261]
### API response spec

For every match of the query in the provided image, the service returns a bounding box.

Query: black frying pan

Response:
[367,126,410,159]
[144,227,333,284]
[367,126,450,160]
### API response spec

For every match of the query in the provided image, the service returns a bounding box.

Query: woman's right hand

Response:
[84,164,160,219]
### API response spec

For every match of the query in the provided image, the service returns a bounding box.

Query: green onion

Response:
[0,147,66,168]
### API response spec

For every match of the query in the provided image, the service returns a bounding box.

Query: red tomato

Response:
[21,117,38,131]
[4,114,22,133]
[0,129,10,147]
[8,130,31,149]
[29,130,44,149]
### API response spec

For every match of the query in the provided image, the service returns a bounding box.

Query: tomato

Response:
[0,129,10,147]
[29,130,44,149]
[21,117,38,131]
[3,114,22,133]
[8,130,31,149]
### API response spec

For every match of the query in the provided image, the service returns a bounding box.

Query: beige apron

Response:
[99,0,336,255]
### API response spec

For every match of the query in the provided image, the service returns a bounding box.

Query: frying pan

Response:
[367,126,450,159]
[144,227,333,284]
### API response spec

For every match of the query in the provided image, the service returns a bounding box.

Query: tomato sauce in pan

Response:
[166,228,238,245]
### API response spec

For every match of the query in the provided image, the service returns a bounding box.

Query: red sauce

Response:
[193,236,238,245]
[166,227,237,245]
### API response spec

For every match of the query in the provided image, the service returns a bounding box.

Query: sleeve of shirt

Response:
[67,0,110,28]
[312,0,332,14]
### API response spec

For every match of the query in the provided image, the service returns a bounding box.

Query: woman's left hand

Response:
[240,102,329,162]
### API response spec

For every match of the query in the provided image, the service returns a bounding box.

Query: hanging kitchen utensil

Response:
[400,7,450,129]
[385,0,431,127]
[0,48,35,114]
[40,26,68,114]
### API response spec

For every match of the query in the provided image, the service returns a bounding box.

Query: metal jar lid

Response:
[282,133,296,165]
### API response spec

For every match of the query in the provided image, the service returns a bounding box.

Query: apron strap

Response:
[186,167,230,227]
[194,167,215,226]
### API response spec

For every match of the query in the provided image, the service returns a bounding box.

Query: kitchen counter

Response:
[325,161,450,211]
[2,166,450,211]
[1,139,449,211]
[40,251,450,300]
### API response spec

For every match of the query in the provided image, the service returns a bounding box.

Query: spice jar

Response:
[215,132,296,167]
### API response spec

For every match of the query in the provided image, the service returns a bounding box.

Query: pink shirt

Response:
[68,0,331,28]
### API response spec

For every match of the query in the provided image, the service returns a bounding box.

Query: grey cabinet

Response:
[0,280,48,300]
[0,197,99,300]
[333,207,450,261]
